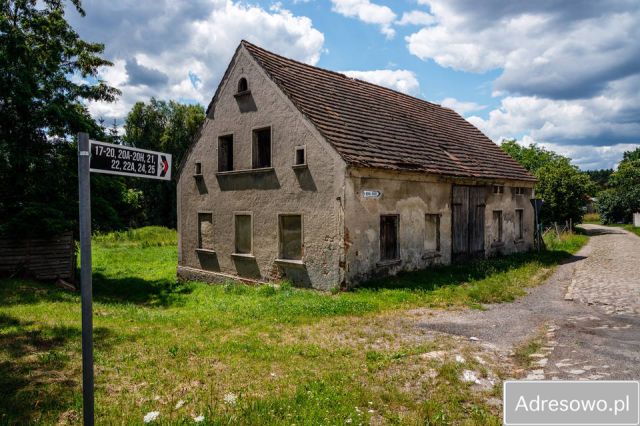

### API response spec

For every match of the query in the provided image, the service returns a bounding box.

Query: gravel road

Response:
[414,224,640,380]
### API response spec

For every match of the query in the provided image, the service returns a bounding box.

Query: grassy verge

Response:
[581,213,601,224]
[603,223,640,238]
[0,227,587,424]
[622,224,640,238]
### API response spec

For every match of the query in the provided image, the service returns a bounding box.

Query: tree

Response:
[501,140,593,225]
[123,99,205,227]
[597,150,640,224]
[584,169,613,193]
[622,147,640,163]
[0,0,120,237]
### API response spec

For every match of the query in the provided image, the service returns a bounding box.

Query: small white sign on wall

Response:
[363,190,382,199]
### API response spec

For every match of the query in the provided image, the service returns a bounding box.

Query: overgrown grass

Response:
[582,213,600,224]
[0,227,588,424]
[92,226,176,248]
[543,230,589,253]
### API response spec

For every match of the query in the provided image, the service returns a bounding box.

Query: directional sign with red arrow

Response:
[89,140,172,181]
[160,155,169,178]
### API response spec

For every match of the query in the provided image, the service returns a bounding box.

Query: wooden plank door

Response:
[452,186,469,256]
[452,185,486,260]
[468,186,486,256]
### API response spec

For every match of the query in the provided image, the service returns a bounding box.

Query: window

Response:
[237,77,248,93]
[425,214,440,252]
[218,135,233,172]
[234,214,252,254]
[198,213,214,250]
[253,127,272,168]
[492,210,503,243]
[195,162,202,175]
[279,215,302,260]
[493,185,504,194]
[514,187,525,195]
[380,215,399,261]
[295,146,306,166]
[516,209,524,239]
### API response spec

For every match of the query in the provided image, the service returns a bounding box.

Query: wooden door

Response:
[452,185,486,260]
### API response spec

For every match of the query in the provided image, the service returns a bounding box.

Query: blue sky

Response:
[68,0,640,170]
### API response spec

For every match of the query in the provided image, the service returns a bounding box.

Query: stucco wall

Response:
[343,169,535,286]
[485,185,535,256]
[343,170,453,285]
[177,48,346,290]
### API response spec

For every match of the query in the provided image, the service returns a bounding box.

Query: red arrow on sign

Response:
[160,156,169,177]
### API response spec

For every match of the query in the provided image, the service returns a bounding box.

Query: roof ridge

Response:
[240,39,447,112]
[237,39,535,182]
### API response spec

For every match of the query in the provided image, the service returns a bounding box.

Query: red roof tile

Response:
[241,40,535,182]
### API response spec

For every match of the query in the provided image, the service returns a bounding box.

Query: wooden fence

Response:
[0,231,76,282]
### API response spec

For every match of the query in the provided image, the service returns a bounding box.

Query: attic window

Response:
[237,77,248,93]
[514,187,525,195]
[493,185,504,194]
[252,127,271,169]
[294,146,306,166]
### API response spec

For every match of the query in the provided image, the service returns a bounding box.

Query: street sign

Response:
[78,134,173,426]
[363,190,382,198]
[89,140,172,180]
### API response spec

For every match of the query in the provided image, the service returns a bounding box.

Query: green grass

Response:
[622,224,640,238]
[0,227,588,425]
[582,213,600,224]
[92,226,177,248]
[602,223,640,238]
[512,328,546,368]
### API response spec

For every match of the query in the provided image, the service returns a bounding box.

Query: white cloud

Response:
[396,10,435,26]
[534,142,639,170]
[341,69,420,95]
[70,1,324,122]
[440,97,486,114]
[406,1,640,98]
[468,75,640,145]
[330,0,396,38]
[407,1,640,168]
[468,76,640,169]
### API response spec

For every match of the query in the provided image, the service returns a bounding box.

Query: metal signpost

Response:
[530,198,544,251]
[77,133,172,425]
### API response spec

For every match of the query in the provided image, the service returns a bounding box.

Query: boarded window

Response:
[295,146,306,165]
[218,135,233,172]
[493,210,503,242]
[380,215,399,261]
[516,209,524,239]
[234,214,252,254]
[253,127,271,168]
[425,214,440,252]
[279,215,302,260]
[198,213,214,250]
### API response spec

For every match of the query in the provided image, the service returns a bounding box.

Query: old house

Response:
[176,40,536,290]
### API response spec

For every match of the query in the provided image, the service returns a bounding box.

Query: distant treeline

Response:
[501,141,640,225]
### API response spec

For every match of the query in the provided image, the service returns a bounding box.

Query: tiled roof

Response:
[242,40,535,182]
